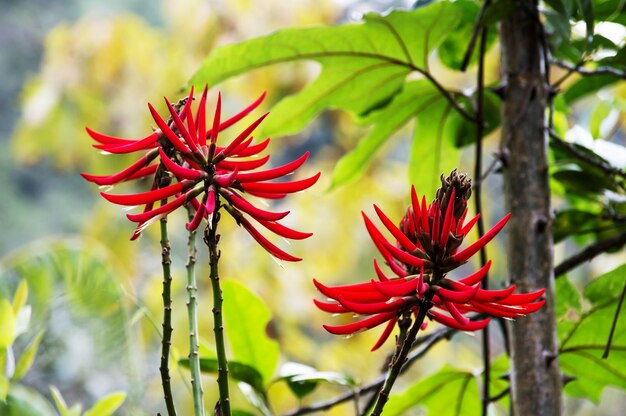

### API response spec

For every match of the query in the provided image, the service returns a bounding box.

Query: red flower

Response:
[314,171,545,350]
[82,87,319,260]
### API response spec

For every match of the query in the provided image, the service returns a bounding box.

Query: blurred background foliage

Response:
[0,0,625,415]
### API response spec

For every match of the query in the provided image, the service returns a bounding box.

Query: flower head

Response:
[83,87,319,261]
[314,171,545,350]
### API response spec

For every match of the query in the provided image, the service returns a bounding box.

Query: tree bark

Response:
[499,2,562,415]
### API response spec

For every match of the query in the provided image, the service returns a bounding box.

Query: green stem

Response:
[204,199,231,415]
[370,293,433,416]
[186,206,205,416]
[159,207,177,416]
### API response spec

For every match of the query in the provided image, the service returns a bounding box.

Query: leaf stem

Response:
[159,204,177,416]
[474,25,492,416]
[186,205,205,416]
[369,293,433,416]
[602,280,626,359]
[204,198,231,415]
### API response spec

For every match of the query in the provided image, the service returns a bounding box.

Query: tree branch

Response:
[552,59,626,80]
[554,231,626,278]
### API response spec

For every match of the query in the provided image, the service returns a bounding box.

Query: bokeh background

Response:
[1,0,625,415]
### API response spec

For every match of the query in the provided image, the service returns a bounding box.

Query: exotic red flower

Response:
[314,170,545,350]
[82,87,319,260]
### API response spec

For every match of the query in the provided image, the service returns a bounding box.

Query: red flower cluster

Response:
[82,87,319,261]
[314,171,545,350]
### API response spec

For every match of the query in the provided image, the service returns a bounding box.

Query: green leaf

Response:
[0,299,15,349]
[189,3,464,138]
[589,100,612,139]
[277,362,319,399]
[482,0,518,26]
[12,331,44,382]
[290,371,356,387]
[437,0,497,69]
[563,75,619,103]
[83,392,126,416]
[553,209,602,242]
[330,81,440,189]
[49,386,70,416]
[0,375,8,402]
[409,93,466,197]
[11,280,28,316]
[1,384,57,416]
[556,276,583,320]
[222,280,279,385]
[384,366,480,416]
[180,357,265,393]
[575,0,594,45]
[559,264,626,402]
[237,382,272,416]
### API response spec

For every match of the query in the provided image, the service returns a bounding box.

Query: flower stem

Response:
[186,206,205,416]
[204,199,231,415]
[159,205,177,416]
[370,293,433,416]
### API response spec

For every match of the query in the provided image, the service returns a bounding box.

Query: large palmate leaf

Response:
[222,280,280,385]
[558,264,626,402]
[383,366,480,416]
[189,2,466,139]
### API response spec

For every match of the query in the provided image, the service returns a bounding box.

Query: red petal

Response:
[500,289,546,305]
[373,259,391,281]
[165,97,200,153]
[148,103,190,154]
[313,299,347,313]
[239,217,301,261]
[126,193,188,223]
[429,310,490,331]
[421,196,430,233]
[159,147,206,180]
[241,172,320,194]
[234,138,270,157]
[81,154,153,186]
[453,214,511,263]
[95,132,159,154]
[373,204,418,252]
[218,155,270,171]
[197,86,208,146]
[435,284,479,303]
[372,279,417,298]
[226,192,289,221]
[206,92,267,141]
[323,311,397,335]
[125,164,159,181]
[458,260,492,286]
[86,127,136,145]
[371,316,397,351]
[217,113,269,158]
[440,189,455,248]
[101,181,188,206]
[461,213,480,236]
[256,219,312,240]
[236,152,310,183]
[186,201,205,231]
[338,296,405,315]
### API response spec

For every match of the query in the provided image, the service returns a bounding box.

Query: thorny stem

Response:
[204,197,231,416]
[159,203,177,416]
[370,292,434,416]
[186,205,205,416]
[284,326,453,416]
[474,26,492,416]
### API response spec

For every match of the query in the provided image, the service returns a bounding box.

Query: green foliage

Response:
[275,361,356,399]
[558,264,626,402]
[180,357,265,393]
[12,331,44,382]
[83,392,126,416]
[383,365,480,415]
[222,280,279,386]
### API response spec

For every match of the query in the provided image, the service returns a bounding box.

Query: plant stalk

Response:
[370,293,434,416]
[159,205,177,416]
[204,199,231,415]
[186,206,205,416]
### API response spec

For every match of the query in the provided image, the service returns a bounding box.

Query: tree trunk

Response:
[499,2,562,415]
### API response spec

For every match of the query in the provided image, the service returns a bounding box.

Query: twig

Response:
[602,281,626,359]
[554,231,626,277]
[489,387,510,402]
[159,202,177,416]
[474,26,492,416]
[552,59,626,80]
[548,130,626,179]
[459,0,491,72]
[186,205,205,416]
[205,200,231,415]
[418,70,477,122]
[284,326,453,416]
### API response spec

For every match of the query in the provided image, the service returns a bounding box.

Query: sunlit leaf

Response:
[222,280,279,385]
[237,382,272,416]
[559,264,626,402]
[83,392,126,416]
[383,365,480,415]
[11,280,28,316]
[589,100,612,139]
[12,331,44,382]
[556,276,583,320]
[0,384,57,416]
[190,2,464,139]
[0,299,15,349]
[277,362,319,399]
